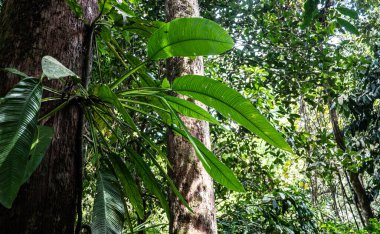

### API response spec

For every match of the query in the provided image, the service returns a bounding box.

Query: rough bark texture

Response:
[0,0,97,233]
[165,0,217,233]
[329,108,374,226]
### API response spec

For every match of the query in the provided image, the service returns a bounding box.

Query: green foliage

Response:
[163,95,219,125]
[148,18,234,60]
[337,17,359,35]
[0,78,42,208]
[172,75,292,152]
[336,6,359,20]
[65,0,83,18]
[92,166,125,234]
[23,126,54,183]
[301,0,319,28]
[109,153,145,219]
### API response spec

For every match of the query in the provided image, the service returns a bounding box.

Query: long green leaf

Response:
[109,154,145,219]
[23,126,54,183]
[2,68,31,79]
[127,148,170,219]
[92,166,125,234]
[0,78,42,208]
[148,18,234,60]
[337,17,359,35]
[93,85,138,131]
[160,98,245,192]
[172,75,292,152]
[336,6,359,20]
[163,95,219,125]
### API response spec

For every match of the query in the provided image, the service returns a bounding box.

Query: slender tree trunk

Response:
[0,1,97,233]
[165,0,217,233]
[329,108,374,226]
[329,183,341,221]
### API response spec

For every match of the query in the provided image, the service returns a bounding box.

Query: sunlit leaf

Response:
[148,18,234,60]
[172,75,292,152]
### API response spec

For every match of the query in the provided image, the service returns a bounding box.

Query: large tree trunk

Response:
[165,0,217,233]
[0,0,97,233]
[329,108,374,226]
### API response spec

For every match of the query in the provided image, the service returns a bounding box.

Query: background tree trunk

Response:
[329,108,374,226]
[0,0,97,233]
[165,0,217,233]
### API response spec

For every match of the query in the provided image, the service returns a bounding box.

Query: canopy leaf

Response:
[147,18,234,60]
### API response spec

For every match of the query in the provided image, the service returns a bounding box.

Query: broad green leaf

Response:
[2,68,30,79]
[41,56,78,80]
[65,0,83,17]
[127,148,170,219]
[337,17,359,35]
[148,18,234,60]
[336,7,359,20]
[301,0,319,29]
[92,166,125,234]
[23,126,54,183]
[0,78,42,208]
[172,75,292,152]
[163,95,219,125]
[109,154,145,219]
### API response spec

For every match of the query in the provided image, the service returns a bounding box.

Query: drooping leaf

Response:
[159,98,244,192]
[190,135,244,192]
[23,126,54,183]
[143,148,192,212]
[0,78,42,208]
[173,125,244,192]
[301,0,319,29]
[92,166,125,234]
[2,68,31,79]
[126,148,170,219]
[148,18,234,60]
[337,17,359,35]
[336,6,359,20]
[41,56,78,80]
[109,154,145,219]
[172,75,292,152]
[65,0,83,17]
[163,95,219,125]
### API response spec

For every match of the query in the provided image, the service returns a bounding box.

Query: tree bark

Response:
[0,0,97,233]
[165,0,217,233]
[329,108,374,226]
